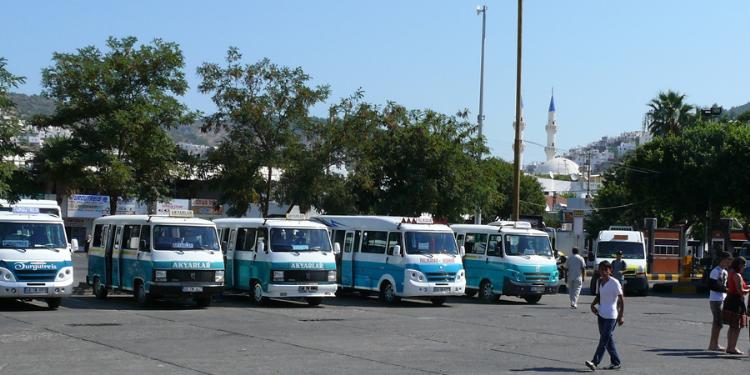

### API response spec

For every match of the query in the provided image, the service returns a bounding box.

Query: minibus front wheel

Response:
[479,280,499,303]
[134,280,152,306]
[430,297,446,306]
[379,281,401,305]
[250,280,269,306]
[464,289,478,298]
[524,295,542,304]
[46,298,62,310]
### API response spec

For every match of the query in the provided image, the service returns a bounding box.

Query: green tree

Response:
[646,90,694,137]
[480,157,546,221]
[0,58,26,200]
[33,37,196,212]
[198,48,330,217]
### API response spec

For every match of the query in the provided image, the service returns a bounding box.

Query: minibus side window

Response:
[362,231,387,254]
[221,228,230,248]
[236,228,247,251]
[386,232,402,255]
[92,224,103,247]
[236,228,257,251]
[256,228,268,251]
[465,233,488,255]
[122,225,141,250]
[487,234,502,257]
[139,226,151,251]
[343,232,354,253]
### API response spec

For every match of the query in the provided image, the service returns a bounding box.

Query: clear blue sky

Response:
[2,1,749,163]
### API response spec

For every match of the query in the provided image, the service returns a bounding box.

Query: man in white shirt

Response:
[565,247,586,308]
[586,261,624,371]
[707,252,732,351]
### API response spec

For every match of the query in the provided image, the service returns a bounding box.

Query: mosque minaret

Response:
[544,92,557,160]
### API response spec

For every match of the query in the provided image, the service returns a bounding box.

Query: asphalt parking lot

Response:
[1,256,748,374]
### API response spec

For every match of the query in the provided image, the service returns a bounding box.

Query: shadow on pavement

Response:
[645,348,741,360]
[510,367,588,373]
[0,299,53,312]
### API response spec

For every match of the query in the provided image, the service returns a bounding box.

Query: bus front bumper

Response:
[0,279,74,298]
[401,278,466,297]
[148,282,224,297]
[266,283,338,298]
[502,278,558,297]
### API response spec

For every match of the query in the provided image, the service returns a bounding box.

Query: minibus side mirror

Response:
[334,242,341,255]
[393,244,402,257]
[258,241,266,253]
[70,239,79,253]
[459,245,465,257]
[139,240,150,252]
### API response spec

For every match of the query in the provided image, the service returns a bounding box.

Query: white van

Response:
[591,226,648,295]
[0,208,75,309]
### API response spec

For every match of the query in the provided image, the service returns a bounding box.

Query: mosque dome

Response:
[535,157,581,176]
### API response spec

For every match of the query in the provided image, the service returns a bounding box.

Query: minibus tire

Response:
[430,297,446,306]
[524,295,542,304]
[250,280,269,306]
[46,298,62,310]
[306,297,323,306]
[93,277,108,299]
[465,289,478,298]
[134,280,151,306]
[194,296,212,308]
[379,281,400,305]
[479,280,498,303]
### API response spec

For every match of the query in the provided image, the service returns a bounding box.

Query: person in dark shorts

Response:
[707,252,731,351]
[723,256,749,355]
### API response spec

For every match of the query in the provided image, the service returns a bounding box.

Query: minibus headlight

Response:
[154,270,167,282]
[508,269,522,282]
[408,270,425,282]
[327,270,336,282]
[457,270,465,280]
[272,270,285,282]
[0,268,15,282]
[215,270,225,283]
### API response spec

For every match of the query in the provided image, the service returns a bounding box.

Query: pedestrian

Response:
[566,247,586,309]
[585,261,624,371]
[611,251,627,285]
[722,256,749,355]
[707,251,732,351]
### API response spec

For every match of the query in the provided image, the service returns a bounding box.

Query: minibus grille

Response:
[166,270,215,282]
[283,270,329,282]
[425,272,456,282]
[523,272,550,283]
[14,270,57,282]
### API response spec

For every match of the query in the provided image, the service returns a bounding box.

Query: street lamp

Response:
[475,4,487,224]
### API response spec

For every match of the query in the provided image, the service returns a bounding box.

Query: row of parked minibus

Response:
[0,200,560,310]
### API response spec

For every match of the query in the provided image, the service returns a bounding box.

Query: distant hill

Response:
[727,102,750,118]
[9,92,222,146]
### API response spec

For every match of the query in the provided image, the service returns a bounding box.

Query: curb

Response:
[652,282,708,295]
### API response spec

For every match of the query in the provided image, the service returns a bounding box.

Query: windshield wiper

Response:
[33,244,60,252]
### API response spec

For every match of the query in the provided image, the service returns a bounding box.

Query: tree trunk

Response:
[109,195,117,216]
[263,166,273,217]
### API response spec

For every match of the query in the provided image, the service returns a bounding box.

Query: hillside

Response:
[727,102,750,118]
[9,92,221,146]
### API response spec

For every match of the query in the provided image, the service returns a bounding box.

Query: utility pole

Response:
[512,0,523,221]
[474,4,487,224]
[586,151,591,198]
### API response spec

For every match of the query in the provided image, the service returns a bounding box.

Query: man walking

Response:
[611,251,627,286]
[566,247,586,309]
[586,261,624,371]
[707,252,732,351]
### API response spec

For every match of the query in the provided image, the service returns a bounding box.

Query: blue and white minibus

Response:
[214,214,338,306]
[0,207,75,309]
[452,221,558,304]
[87,210,224,307]
[313,215,466,306]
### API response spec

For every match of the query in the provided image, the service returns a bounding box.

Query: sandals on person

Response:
[725,349,744,355]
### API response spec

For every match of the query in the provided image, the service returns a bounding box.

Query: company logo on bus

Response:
[290,262,324,269]
[14,262,57,271]
[172,262,211,269]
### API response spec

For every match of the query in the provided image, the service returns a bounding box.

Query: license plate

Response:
[24,287,48,294]
[433,287,450,292]
[531,286,544,292]
[182,286,203,292]
[298,286,318,292]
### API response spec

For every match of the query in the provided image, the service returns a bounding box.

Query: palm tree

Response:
[646,90,694,137]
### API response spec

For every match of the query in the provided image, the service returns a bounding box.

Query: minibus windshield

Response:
[504,235,552,257]
[153,225,219,251]
[404,232,458,255]
[0,222,66,249]
[596,241,644,259]
[270,228,332,252]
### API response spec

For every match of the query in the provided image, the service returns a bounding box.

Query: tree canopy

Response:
[0,57,26,200]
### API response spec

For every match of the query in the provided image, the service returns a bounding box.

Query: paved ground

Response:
[0,255,748,374]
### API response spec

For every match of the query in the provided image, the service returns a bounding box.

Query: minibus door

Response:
[104,225,116,287]
[224,229,236,288]
[112,225,123,288]
[341,231,355,287]
[486,234,505,288]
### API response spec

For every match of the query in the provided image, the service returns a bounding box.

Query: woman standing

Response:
[723,256,749,354]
